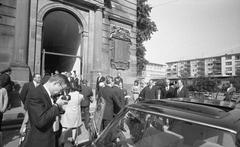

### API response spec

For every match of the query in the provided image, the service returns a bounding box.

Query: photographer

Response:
[24,74,70,147]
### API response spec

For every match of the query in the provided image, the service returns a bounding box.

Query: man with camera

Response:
[24,74,70,147]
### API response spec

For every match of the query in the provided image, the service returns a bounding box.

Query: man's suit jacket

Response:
[176,86,189,98]
[139,85,159,100]
[99,85,122,121]
[163,86,176,98]
[72,77,79,89]
[20,81,36,107]
[114,76,123,84]
[81,84,93,107]
[25,85,60,147]
[112,86,124,113]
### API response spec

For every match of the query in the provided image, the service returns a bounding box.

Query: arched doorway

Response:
[42,10,83,75]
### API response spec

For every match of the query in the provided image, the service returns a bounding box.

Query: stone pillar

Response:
[12,0,30,67]
[34,20,43,75]
[90,8,103,88]
[28,0,38,73]
[93,8,103,70]
[11,0,30,83]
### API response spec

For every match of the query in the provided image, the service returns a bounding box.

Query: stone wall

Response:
[0,0,16,71]
[100,0,138,90]
[0,0,138,92]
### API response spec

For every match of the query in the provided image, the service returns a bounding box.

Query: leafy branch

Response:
[137,0,157,76]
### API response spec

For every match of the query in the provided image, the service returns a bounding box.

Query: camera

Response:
[61,95,71,101]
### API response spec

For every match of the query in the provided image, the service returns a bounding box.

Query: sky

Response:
[144,0,240,64]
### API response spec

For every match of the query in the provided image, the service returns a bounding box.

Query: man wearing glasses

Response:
[24,74,70,147]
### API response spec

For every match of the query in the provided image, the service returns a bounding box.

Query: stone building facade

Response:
[0,0,138,88]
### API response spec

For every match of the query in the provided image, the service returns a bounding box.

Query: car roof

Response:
[127,99,240,134]
[170,97,236,111]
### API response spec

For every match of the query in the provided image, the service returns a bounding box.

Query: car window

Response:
[95,109,236,147]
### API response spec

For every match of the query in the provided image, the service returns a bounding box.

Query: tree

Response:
[137,0,157,76]
[191,77,220,92]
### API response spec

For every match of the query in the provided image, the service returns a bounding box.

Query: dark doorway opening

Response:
[42,10,82,75]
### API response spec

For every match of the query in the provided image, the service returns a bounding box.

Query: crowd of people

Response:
[0,67,93,147]
[132,78,189,102]
[1,66,238,147]
[18,70,94,147]
[0,68,191,147]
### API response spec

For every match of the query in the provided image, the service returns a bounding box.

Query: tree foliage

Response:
[187,77,221,92]
[137,0,157,75]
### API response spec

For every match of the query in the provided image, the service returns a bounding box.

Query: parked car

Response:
[79,99,240,147]
[1,106,25,146]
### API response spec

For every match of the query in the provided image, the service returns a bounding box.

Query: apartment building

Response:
[177,60,191,78]
[190,59,205,77]
[143,62,167,80]
[205,56,222,76]
[166,62,178,79]
[222,53,240,76]
[166,52,240,79]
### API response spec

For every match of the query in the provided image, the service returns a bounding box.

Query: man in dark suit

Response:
[19,73,41,142]
[114,72,123,85]
[163,79,176,98]
[80,79,93,128]
[176,79,189,98]
[112,80,125,113]
[96,72,105,96]
[139,79,159,101]
[99,75,122,130]
[72,70,80,89]
[66,72,75,88]
[20,73,41,107]
[24,74,70,147]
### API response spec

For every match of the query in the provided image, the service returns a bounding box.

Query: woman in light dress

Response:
[131,80,141,103]
[60,87,89,146]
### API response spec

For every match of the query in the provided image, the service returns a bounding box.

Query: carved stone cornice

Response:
[110,25,131,42]
[108,15,134,27]
[51,0,104,10]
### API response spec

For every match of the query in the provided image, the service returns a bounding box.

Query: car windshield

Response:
[95,108,236,147]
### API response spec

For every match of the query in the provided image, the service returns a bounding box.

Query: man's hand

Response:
[55,96,68,107]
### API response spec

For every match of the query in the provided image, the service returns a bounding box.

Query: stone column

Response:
[12,0,30,67]
[11,0,30,83]
[28,0,38,73]
[34,20,43,74]
[90,8,103,88]
[93,8,103,70]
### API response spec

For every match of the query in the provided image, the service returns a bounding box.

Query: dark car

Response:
[79,99,240,147]
[1,107,25,147]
